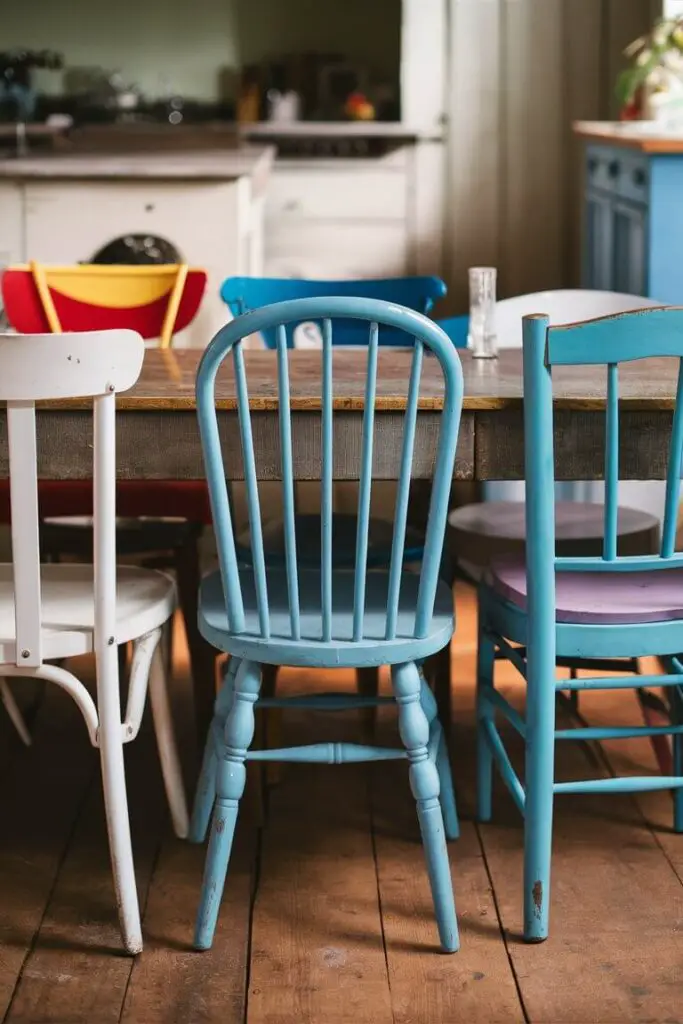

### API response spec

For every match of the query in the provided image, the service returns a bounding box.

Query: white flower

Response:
[637,47,653,66]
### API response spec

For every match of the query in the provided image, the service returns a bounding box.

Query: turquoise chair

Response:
[190,296,464,953]
[221,275,447,348]
[221,275,451,723]
[476,307,683,943]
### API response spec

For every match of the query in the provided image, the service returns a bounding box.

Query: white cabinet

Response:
[264,156,412,280]
[262,142,445,281]
[0,183,23,269]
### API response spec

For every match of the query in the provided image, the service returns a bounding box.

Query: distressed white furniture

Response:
[0,329,188,954]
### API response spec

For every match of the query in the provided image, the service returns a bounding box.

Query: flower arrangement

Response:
[617,16,683,119]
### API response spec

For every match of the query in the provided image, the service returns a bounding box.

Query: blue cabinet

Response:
[582,142,683,302]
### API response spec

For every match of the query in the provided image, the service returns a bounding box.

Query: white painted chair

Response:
[449,290,664,576]
[0,329,189,955]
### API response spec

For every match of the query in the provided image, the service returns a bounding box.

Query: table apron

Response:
[0,408,672,481]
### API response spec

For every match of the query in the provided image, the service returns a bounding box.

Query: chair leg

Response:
[392,660,459,953]
[194,659,261,951]
[148,639,189,839]
[418,666,459,840]
[356,666,380,738]
[189,657,240,844]
[0,678,32,745]
[96,643,142,955]
[672,683,683,834]
[174,532,216,748]
[476,599,496,824]
[523,627,557,944]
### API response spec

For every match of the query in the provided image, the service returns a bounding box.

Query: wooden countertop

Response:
[46,348,680,412]
[574,119,683,153]
[0,145,275,191]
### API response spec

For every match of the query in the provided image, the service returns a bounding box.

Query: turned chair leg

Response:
[194,659,261,950]
[392,660,459,953]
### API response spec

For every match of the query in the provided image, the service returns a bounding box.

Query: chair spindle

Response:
[233,342,270,638]
[603,362,619,561]
[662,358,683,558]
[321,318,333,641]
[385,339,424,640]
[276,324,301,639]
[353,322,379,641]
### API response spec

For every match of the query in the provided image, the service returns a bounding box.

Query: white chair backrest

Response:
[494,290,664,348]
[0,330,144,668]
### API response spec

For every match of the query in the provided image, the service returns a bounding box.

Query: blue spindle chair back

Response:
[525,307,683,584]
[220,276,447,350]
[196,296,463,652]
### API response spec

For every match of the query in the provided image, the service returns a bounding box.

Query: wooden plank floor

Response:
[1,586,681,1023]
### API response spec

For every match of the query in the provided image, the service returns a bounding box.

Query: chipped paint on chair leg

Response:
[418,663,459,840]
[476,594,496,823]
[97,642,143,955]
[523,634,556,944]
[393,660,459,952]
[194,658,260,950]
[189,656,240,844]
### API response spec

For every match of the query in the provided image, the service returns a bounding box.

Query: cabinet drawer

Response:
[265,223,409,279]
[586,146,649,204]
[266,169,406,223]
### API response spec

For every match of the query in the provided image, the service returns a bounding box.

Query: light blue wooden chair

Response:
[190,296,463,953]
[476,307,683,943]
[221,275,452,729]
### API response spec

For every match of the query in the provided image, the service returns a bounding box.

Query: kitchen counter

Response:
[0,146,275,197]
[574,119,683,154]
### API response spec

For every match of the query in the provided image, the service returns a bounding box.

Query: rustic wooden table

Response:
[5,348,676,481]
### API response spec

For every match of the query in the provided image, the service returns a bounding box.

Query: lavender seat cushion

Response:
[489,555,683,625]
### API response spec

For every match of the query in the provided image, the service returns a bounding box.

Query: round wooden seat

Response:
[448,500,660,572]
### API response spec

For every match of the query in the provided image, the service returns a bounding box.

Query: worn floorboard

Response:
[1,595,682,1023]
[247,675,394,1024]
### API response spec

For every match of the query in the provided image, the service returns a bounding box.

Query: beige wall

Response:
[2,0,400,102]
[444,0,655,310]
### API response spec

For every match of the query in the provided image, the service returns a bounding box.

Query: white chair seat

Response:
[0,563,176,663]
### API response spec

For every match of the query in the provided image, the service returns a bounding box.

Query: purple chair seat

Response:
[489,555,683,624]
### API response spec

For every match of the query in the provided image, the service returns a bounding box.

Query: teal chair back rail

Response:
[527,305,683,582]
[196,296,464,648]
[220,276,447,350]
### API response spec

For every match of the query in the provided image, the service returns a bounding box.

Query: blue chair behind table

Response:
[435,314,469,350]
[476,307,683,944]
[221,275,447,348]
[190,296,463,953]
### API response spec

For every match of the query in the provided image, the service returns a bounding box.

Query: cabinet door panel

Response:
[583,190,613,290]
[611,200,647,296]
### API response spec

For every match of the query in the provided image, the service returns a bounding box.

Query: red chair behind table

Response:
[0,262,215,740]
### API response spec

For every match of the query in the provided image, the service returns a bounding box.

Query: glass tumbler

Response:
[468,267,498,358]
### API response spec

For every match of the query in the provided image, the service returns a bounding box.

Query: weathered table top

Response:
[48,347,679,412]
[9,348,679,482]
